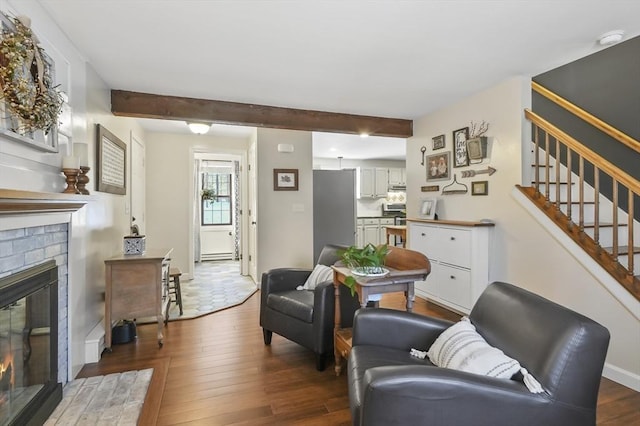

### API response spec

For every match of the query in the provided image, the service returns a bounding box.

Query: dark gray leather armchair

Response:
[260,244,360,371]
[348,281,610,426]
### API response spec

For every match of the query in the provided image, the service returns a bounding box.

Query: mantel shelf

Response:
[0,188,89,214]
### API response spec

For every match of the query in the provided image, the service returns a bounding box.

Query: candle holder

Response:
[77,166,91,195]
[62,168,81,194]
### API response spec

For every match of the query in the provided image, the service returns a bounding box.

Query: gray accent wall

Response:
[532,36,640,218]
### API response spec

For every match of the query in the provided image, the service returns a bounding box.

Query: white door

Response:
[248,140,258,282]
[130,134,145,233]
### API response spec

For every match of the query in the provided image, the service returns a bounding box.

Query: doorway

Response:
[189,151,249,277]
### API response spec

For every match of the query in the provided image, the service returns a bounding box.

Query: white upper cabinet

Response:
[388,168,406,186]
[359,167,389,198]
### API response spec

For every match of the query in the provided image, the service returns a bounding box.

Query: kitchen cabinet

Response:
[378,218,395,244]
[359,167,388,198]
[408,219,494,314]
[388,168,406,186]
[357,217,395,247]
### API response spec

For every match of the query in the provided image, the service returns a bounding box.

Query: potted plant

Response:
[201,188,216,202]
[339,243,390,296]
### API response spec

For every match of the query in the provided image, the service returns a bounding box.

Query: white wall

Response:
[408,76,640,387]
[257,128,314,275]
[0,0,145,379]
[145,132,250,278]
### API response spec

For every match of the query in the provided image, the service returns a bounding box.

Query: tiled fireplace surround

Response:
[0,221,70,384]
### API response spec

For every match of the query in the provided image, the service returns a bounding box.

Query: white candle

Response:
[62,155,80,170]
[73,143,89,167]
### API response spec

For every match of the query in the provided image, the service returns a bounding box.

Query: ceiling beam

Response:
[111,90,412,138]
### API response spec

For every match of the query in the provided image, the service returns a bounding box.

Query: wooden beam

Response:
[111,90,412,138]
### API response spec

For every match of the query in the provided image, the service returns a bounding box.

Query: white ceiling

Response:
[38,0,640,159]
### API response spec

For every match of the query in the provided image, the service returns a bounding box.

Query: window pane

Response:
[201,172,232,226]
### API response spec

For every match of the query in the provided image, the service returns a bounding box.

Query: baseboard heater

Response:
[201,252,233,261]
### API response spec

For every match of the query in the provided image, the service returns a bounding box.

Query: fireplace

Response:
[0,260,62,426]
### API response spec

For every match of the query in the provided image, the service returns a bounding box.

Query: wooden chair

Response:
[167,267,183,317]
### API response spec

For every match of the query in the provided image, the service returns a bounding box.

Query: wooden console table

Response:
[104,248,172,350]
[332,247,431,375]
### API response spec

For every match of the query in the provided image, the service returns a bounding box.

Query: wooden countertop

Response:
[407,218,495,227]
[105,248,173,263]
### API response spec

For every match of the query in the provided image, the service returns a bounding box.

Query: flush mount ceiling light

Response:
[597,30,624,46]
[186,122,211,134]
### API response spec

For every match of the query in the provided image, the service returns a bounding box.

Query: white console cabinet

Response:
[408,219,494,314]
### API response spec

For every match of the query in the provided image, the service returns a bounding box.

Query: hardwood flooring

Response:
[78,292,639,425]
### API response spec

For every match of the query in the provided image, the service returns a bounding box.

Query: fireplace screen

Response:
[0,260,60,425]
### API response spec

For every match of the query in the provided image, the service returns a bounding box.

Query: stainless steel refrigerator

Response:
[313,169,357,263]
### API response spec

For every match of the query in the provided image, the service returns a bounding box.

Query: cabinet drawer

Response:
[437,227,471,268]
[379,218,395,225]
[408,223,431,254]
[362,218,379,226]
[434,263,472,311]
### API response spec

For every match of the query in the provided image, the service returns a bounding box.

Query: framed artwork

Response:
[467,136,488,163]
[96,124,127,195]
[274,168,299,191]
[432,134,445,150]
[453,127,470,167]
[471,180,489,196]
[419,198,438,220]
[426,151,451,182]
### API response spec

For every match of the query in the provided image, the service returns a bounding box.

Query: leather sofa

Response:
[260,244,360,371]
[347,281,610,426]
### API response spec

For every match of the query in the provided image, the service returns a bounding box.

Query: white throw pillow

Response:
[301,264,334,290]
[427,317,544,393]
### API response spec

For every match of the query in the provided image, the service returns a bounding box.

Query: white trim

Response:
[0,212,71,231]
[603,363,640,392]
[84,319,105,364]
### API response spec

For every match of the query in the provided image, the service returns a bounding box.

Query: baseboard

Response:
[603,363,640,392]
[85,319,105,363]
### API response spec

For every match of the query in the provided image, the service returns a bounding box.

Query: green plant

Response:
[339,244,389,296]
[201,188,216,202]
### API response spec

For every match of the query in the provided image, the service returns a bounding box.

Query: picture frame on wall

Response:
[453,127,470,167]
[471,180,489,196]
[426,151,451,182]
[432,134,445,150]
[273,168,299,191]
[96,124,127,195]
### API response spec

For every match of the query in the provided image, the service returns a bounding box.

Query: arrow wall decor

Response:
[460,166,497,178]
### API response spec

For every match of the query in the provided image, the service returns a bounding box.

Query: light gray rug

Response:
[45,368,153,426]
[167,260,257,321]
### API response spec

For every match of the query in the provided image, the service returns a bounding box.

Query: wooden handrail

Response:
[525,109,640,194]
[532,81,640,155]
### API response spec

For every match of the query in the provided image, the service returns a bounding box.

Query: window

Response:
[202,172,232,225]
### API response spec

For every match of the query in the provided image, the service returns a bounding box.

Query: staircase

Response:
[516,83,640,302]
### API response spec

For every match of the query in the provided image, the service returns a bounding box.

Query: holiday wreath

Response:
[0,14,63,134]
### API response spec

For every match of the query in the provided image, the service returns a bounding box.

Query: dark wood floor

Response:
[79,292,640,425]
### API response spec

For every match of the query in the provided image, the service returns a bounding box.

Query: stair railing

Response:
[521,108,639,301]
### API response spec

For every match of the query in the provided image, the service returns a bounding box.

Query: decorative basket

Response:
[123,235,146,255]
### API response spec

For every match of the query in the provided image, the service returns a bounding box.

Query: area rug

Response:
[45,368,153,426]
[167,260,257,321]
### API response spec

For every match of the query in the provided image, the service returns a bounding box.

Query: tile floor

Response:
[167,260,257,321]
